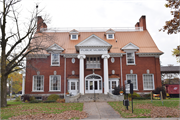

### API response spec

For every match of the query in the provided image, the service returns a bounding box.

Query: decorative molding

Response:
[111,57,115,63]
[147,69,150,74]
[46,43,64,53]
[121,42,139,51]
[101,54,110,59]
[54,71,57,75]
[62,54,78,58]
[37,71,40,75]
[77,54,86,59]
[136,53,163,57]
[71,58,75,63]
[26,54,49,59]
[72,70,75,75]
[112,70,115,74]
[130,69,133,74]
[75,34,112,51]
[109,53,122,57]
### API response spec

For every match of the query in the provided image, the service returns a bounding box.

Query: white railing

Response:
[42,27,143,32]
[86,63,101,69]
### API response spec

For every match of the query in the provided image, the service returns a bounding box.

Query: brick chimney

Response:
[135,15,146,30]
[37,16,47,32]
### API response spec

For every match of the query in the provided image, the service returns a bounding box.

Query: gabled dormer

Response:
[69,29,79,40]
[121,42,139,65]
[46,44,64,66]
[105,28,115,40]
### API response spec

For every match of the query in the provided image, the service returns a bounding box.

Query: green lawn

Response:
[108,100,180,118]
[1,101,83,119]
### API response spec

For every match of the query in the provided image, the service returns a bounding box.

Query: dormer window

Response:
[107,34,114,39]
[51,53,60,66]
[69,29,79,40]
[71,34,78,40]
[105,28,115,40]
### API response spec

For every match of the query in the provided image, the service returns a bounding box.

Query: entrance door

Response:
[85,74,102,93]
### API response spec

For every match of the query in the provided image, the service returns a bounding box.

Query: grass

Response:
[1,101,83,119]
[108,99,180,118]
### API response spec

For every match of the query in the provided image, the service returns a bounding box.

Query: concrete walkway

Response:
[83,102,180,120]
[83,102,121,119]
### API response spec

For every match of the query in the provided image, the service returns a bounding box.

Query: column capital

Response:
[102,54,110,59]
[77,54,86,59]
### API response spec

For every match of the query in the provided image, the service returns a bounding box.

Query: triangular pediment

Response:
[122,42,139,51]
[76,34,112,49]
[46,43,64,52]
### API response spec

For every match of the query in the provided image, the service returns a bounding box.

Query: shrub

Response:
[30,96,35,101]
[43,100,56,103]
[25,100,29,103]
[56,99,65,103]
[152,86,166,99]
[47,94,60,101]
[112,85,121,95]
[15,96,21,101]
[128,92,141,98]
[22,95,30,102]
[29,100,42,103]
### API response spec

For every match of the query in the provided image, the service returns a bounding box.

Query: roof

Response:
[109,74,120,79]
[161,66,180,73]
[28,30,163,55]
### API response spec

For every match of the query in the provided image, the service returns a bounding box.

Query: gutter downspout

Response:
[64,56,66,98]
[120,55,123,89]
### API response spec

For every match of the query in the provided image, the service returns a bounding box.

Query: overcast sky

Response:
[21,0,179,66]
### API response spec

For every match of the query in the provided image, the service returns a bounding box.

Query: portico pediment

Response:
[75,34,112,51]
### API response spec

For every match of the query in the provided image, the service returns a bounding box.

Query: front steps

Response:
[77,93,122,102]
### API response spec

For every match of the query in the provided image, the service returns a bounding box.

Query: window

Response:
[112,81,116,89]
[51,53,60,66]
[126,52,135,65]
[107,34,114,39]
[126,74,138,90]
[143,74,154,90]
[71,82,75,90]
[71,35,78,40]
[33,75,44,91]
[86,56,101,69]
[111,57,115,63]
[49,75,61,91]
[71,58,75,63]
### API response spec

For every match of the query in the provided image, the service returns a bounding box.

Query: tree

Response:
[172,45,180,62]
[160,0,180,34]
[0,0,49,107]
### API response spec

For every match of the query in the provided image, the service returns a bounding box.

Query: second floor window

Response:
[126,52,135,65]
[86,56,100,69]
[51,53,60,66]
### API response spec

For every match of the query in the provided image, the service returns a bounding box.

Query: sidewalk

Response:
[82,102,180,120]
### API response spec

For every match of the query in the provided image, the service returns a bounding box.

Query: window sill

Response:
[32,91,44,92]
[126,64,136,66]
[143,89,154,91]
[51,65,60,67]
[49,91,61,92]
[134,89,139,91]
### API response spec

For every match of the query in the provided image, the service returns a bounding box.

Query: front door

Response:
[85,74,102,93]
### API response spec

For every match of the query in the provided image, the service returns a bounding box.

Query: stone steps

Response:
[77,93,119,102]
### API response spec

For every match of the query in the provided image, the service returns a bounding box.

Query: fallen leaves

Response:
[9,110,88,120]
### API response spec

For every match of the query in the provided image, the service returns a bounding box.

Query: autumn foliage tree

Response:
[0,0,49,107]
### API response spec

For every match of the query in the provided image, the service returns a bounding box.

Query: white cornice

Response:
[26,54,49,59]
[136,52,163,57]
[75,34,112,51]
[109,53,123,57]
[62,54,78,58]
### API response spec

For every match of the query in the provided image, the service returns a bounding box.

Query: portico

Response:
[76,34,112,95]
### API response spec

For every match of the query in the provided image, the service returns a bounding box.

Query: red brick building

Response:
[24,15,163,98]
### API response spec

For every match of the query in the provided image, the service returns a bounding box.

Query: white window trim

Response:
[51,53,60,66]
[49,75,61,92]
[143,74,155,90]
[71,34,78,40]
[32,75,44,92]
[126,52,136,65]
[126,74,138,90]
[106,34,114,39]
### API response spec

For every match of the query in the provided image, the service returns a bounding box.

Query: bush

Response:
[56,99,65,103]
[128,92,141,98]
[25,100,29,103]
[15,96,21,101]
[134,97,151,100]
[47,94,60,101]
[152,86,166,99]
[22,95,30,102]
[29,100,42,103]
[112,86,121,95]
[30,96,35,101]
[43,100,56,103]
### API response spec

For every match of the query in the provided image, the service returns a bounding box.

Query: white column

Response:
[102,54,110,94]
[77,54,86,95]
[22,75,25,95]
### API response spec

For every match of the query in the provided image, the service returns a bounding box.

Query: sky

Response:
[20,0,179,66]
